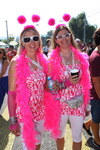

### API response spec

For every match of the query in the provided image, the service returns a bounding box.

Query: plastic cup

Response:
[70,68,79,76]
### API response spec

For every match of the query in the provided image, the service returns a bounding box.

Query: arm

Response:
[0,60,9,78]
[8,59,20,136]
[92,76,100,99]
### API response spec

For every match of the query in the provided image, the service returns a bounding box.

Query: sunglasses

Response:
[22,36,39,43]
[56,33,71,41]
[0,51,3,54]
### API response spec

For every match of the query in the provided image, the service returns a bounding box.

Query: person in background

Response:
[8,25,47,150]
[43,39,51,56]
[75,38,83,50]
[89,28,100,149]
[45,24,91,150]
[0,48,9,111]
[7,45,17,62]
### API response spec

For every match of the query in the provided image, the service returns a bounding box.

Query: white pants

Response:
[19,120,44,150]
[58,115,84,142]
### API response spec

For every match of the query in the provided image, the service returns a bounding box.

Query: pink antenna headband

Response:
[17,13,71,29]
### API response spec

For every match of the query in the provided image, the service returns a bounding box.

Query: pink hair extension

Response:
[48,18,55,26]
[62,13,71,22]
[17,15,26,24]
[32,14,40,22]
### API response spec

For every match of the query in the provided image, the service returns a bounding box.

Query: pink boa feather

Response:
[15,50,47,150]
[44,46,91,138]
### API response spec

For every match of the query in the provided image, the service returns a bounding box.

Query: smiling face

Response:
[22,30,40,56]
[55,29,71,49]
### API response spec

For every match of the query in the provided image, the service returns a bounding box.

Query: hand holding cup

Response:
[70,68,80,84]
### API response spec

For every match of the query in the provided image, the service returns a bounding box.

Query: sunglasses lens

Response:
[33,36,39,41]
[23,37,30,43]
[65,33,70,38]
[0,51,2,54]
[23,36,39,43]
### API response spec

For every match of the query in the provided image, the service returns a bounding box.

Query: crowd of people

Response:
[0,23,100,150]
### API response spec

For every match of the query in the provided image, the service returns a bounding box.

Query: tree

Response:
[2,35,14,44]
[41,30,52,47]
[69,12,97,43]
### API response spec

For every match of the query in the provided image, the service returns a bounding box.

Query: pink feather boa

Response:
[15,50,47,150]
[44,46,91,139]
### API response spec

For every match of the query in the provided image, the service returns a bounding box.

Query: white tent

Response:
[9,41,18,46]
[0,42,8,47]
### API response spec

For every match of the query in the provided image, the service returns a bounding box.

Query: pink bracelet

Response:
[64,79,72,87]
[9,123,19,130]
[8,91,16,94]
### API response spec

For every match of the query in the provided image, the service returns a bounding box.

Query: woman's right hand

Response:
[70,75,80,85]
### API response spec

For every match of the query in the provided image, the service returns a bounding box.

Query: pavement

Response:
[0,95,99,150]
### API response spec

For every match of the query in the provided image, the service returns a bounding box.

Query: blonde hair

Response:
[17,27,42,55]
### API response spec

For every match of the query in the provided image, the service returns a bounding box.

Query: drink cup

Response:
[70,68,79,76]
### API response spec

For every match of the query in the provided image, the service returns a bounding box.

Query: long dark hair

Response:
[0,48,7,64]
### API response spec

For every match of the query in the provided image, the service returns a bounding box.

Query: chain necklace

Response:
[61,51,72,65]
[26,56,42,69]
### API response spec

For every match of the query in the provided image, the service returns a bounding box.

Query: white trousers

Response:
[19,120,44,150]
[58,115,84,142]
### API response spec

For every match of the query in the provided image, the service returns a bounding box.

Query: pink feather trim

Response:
[62,13,71,22]
[45,46,91,139]
[48,18,55,26]
[15,50,48,149]
[32,14,40,22]
[17,15,26,24]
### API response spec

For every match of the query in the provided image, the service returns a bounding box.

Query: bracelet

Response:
[9,117,17,125]
[59,82,65,89]
[9,123,19,130]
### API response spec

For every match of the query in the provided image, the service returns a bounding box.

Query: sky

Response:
[0,0,100,39]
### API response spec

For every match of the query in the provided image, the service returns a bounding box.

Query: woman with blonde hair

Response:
[8,25,47,150]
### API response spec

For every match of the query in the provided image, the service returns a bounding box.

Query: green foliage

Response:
[69,12,97,43]
[41,30,53,47]
[2,35,14,44]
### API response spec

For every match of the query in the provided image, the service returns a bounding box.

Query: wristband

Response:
[64,79,72,87]
[9,123,19,130]
[9,117,17,125]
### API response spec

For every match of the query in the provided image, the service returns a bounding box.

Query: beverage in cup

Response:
[70,68,79,76]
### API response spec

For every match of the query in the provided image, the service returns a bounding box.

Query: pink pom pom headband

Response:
[48,13,71,28]
[17,13,71,30]
[17,14,40,30]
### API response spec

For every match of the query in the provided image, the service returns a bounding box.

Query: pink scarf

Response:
[44,46,91,139]
[15,50,47,150]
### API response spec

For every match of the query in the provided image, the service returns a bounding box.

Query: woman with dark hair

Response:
[0,48,9,110]
[89,28,100,149]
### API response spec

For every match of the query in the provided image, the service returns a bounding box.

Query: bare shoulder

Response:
[9,55,19,69]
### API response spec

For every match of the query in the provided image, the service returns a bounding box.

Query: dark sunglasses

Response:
[0,51,3,54]
[22,36,39,43]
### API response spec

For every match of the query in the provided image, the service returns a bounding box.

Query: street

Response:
[0,95,99,150]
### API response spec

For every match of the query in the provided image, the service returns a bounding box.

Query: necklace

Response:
[62,51,72,65]
[26,56,42,69]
